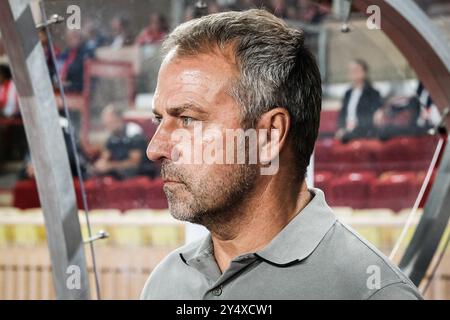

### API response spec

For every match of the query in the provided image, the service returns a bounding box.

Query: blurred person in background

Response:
[373,82,441,140]
[207,1,222,14]
[82,19,108,52]
[93,104,158,179]
[0,64,18,166]
[233,0,253,10]
[183,6,195,21]
[109,16,133,49]
[188,0,222,19]
[336,59,382,143]
[0,64,27,162]
[0,64,18,118]
[271,0,288,18]
[135,13,168,46]
[58,30,94,93]
[297,0,329,24]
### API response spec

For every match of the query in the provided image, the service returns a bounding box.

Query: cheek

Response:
[182,163,234,186]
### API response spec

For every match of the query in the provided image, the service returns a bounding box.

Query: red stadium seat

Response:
[369,172,418,212]
[314,171,334,200]
[13,176,168,211]
[314,138,338,172]
[102,176,152,211]
[375,137,414,172]
[144,178,168,209]
[408,135,440,171]
[74,177,115,210]
[75,176,168,211]
[329,172,376,209]
[376,136,439,173]
[331,139,382,173]
[13,179,40,209]
[318,110,339,137]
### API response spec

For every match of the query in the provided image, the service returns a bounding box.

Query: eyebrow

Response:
[153,103,208,117]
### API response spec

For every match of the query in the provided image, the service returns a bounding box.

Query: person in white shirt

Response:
[109,16,133,50]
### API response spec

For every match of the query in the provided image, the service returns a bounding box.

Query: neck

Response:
[353,80,365,89]
[113,123,125,135]
[210,175,311,273]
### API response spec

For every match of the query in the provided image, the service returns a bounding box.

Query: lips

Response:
[161,162,184,184]
[162,178,183,184]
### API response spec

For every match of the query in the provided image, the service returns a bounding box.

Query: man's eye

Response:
[181,116,194,127]
[152,117,162,125]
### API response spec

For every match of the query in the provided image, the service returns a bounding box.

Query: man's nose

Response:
[146,124,172,162]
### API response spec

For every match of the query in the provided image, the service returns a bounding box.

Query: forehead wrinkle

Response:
[161,73,232,111]
[178,71,227,101]
[155,50,241,119]
[164,49,237,86]
[166,103,209,116]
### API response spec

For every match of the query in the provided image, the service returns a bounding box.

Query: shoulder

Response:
[322,220,422,299]
[367,281,423,300]
[140,237,205,299]
[105,135,115,147]
[364,83,381,96]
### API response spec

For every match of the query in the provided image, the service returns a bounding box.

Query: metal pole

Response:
[0,0,90,299]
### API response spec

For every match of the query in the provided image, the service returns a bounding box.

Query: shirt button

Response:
[212,286,223,296]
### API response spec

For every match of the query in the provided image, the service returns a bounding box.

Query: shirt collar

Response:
[180,188,337,267]
[255,188,337,266]
[180,233,213,264]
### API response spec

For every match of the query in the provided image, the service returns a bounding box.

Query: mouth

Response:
[162,178,183,184]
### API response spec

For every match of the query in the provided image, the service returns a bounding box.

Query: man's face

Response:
[348,62,366,85]
[101,110,124,134]
[149,14,161,31]
[110,18,124,35]
[66,30,82,49]
[147,50,258,224]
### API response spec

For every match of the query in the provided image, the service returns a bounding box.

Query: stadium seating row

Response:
[12,134,440,211]
[13,170,430,212]
[13,176,168,211]
[315,135,439,174]
[315,170,434,211]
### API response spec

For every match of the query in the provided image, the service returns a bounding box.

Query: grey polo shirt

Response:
[140,188,423,300]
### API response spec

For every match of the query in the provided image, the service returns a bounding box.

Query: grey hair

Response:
[162,9,322,178]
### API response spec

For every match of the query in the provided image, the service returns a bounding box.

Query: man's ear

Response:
[256,107,290,164]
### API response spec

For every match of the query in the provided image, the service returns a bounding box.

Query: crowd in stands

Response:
[0,4,173,182]
[183,0,330,23]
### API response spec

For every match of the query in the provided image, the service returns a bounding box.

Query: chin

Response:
[167,204,197,223]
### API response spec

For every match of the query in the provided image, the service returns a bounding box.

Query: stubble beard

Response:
[162,160,259,235]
